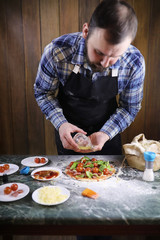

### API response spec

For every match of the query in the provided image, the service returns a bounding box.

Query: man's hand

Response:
[59,122,87,151]
[70,131,110,153]
[89,131,110,152]
[59,123,110,153]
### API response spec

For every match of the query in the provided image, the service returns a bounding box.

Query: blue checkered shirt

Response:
[34,32,145,139]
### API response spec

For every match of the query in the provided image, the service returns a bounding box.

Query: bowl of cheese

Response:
[32,186,70,205]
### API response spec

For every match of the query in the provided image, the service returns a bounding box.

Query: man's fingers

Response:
[62,134,79,150]
[74,127,87,135]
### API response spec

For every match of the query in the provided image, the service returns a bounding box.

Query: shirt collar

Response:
[71,34,86,65]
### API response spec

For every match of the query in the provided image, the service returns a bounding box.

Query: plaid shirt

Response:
[34,32,145,139]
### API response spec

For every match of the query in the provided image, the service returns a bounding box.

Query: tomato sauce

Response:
[33,170,59,180]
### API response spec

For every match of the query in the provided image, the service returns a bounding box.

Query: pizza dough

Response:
[123,133,160,171]
[65,156,116,181]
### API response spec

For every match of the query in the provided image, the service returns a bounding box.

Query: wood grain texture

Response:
[22,0,45,154]
[40,0,60,154]
[0,0,13,154]
[59,0,78,35]
[78,0,100,30]
[6,0,29,154]
[0,0,160,154]
[121,0,151,144]
[144,0,160,141]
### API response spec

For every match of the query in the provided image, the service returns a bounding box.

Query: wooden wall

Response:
[0,0,160,155]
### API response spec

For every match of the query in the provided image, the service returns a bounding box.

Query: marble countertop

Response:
[0,155,160,228]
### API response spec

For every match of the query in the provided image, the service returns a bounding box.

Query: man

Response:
[34,0,145,156]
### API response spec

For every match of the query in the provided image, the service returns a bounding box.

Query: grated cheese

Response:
[38,186,68,204]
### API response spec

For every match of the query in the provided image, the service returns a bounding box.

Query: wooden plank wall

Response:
[0,0,160,155]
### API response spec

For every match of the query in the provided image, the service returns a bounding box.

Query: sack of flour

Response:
[123,133,160,171]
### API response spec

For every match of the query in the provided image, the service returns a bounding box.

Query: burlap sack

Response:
[123,133,160,171]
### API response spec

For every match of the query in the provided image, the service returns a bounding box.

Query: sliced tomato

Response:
[11,189,23,197]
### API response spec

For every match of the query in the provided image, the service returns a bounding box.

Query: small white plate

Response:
[0,164,19,176]
[0,183,30,202]
[21,156,48,167]
[32,185,70,206]
[31,167,62,181]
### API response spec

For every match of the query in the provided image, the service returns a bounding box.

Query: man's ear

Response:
[82,23,89,39]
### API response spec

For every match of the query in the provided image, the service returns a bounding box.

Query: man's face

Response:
[83,26,132,72]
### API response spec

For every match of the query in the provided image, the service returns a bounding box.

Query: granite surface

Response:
[0,155,160,226]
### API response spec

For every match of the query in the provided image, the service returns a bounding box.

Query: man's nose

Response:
[100,56,110,68]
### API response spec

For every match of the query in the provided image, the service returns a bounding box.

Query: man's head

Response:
[82,0,138,71]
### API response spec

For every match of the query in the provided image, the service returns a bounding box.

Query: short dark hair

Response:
[88,0,138,44]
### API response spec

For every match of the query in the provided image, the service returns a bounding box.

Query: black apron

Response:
[56,66,122,155]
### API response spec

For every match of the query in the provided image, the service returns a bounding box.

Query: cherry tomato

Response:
[11,184,18,191]
[103,168,110,175]
[76,166,83,172]
[86,162,91,166]
[0,166,5,173]
[3,164,10,170]
[85,167,91,172]
[94,162,98,167]
[92,167,99,173]
[77,162,83,167]
[40,158,46,163]
[34,157,40,163]
[91,158,97,162]
[4,186,12,195]
[81,157,86,163]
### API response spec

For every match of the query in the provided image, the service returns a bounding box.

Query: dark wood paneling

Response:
[144,0,160,141]
[59,0,78,35]
[40,0,60,154]
[0,0,13,154]
[40,0,60,43]
[78,0,100,30]
[22,0,45,154]
[6,0,29,154]
[122,0,151,144]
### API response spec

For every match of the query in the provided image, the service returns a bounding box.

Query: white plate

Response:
[0,183,30,202]
[0,163,19,176]
[32,185,70,206]
[31,167,62,181]
[21,156,48,167]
